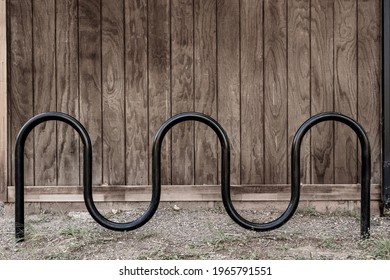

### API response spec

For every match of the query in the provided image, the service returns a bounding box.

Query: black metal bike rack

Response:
[292,112,371,238]
[15,112,159,241]
[15,111,371,240]
[153,112,300,232]
[15,112,93,240]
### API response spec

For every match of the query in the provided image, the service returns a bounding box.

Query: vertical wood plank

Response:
[264,0,287,184]
[287,0,310,183]
[240,0,264,184]
[56,0,79,185]
[334,0,357,183]
[33,0,56,186]
[9,0,34,186]
[102,0,125,185]
[148,0,171,184]
[171,0,194,185]
[311,0,334,184]
[125,0,149,185]
[194,0,218,184]
[357,0,381,184]
[0,0,7,200]
[217,0,240,185]
[79,0,102,185]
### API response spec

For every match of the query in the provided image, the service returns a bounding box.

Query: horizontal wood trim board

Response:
[7,184,381,203]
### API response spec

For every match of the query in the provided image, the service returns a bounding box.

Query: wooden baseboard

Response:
[7,184,381,203]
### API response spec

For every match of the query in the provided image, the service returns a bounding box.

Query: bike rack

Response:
[15,111,371,240]
[153,112,300,232]
[15,112,159,241]
[292,112,371,238]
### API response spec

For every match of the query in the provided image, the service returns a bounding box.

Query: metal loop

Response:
[292,112,371,238]
[15,111,371,240]
[15,112,159,241]
[153,112,294,232]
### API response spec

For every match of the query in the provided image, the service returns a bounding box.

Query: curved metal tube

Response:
[15,112,159,241]
[153,112,297,232]
[15,111,371,240]
[155,112,371,237]
[293,112,371,238]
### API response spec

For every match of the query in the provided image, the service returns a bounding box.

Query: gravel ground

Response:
[1,204,390,260]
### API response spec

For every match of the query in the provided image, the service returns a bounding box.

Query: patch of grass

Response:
[319,238,339,250]
[28,213,51,224]
[330,208,360,220]
[207,231,243,250]
[60,226,88,237]
[68,240,87,252]
[373,239,390,259]
[295,252,331,260]
[296,205,319,217]
[44,240,89,260]
[274,231,302,242]
[278,243,298,252]
[238,251,263,259]
[23,222,45,242]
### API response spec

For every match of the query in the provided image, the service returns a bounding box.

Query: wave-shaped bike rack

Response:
[15,111,371,240]
[292,112,371,238]
[153,112,371,238]
[15,112,160,241]
[154,112,300,232]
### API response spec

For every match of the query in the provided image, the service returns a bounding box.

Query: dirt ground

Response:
[1,202,390,260]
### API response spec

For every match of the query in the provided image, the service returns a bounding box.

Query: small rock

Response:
[173,205,180,211]
[112,209,119,215]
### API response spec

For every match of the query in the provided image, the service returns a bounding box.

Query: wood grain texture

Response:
[217,0,240,185]
[240,0,264,184]
[4,0,383,201]
[264,0,287,184]
[194,0,218,185]
[7,184,381,202]
[0,0,6,201]
[102,0,125,185]
[148,0,171,184]
[334,0,358,183]
[33,0,57,186]
[79,0,102,185]
[171,0,194,185]
[311,0,334,184]
[125,0,149,185]
[357,0,380,184]
[56,0,79,185]
[9,0,34,186]
[287,0,310,184]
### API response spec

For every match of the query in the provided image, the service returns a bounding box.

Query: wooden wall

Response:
[6,0,381,193]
